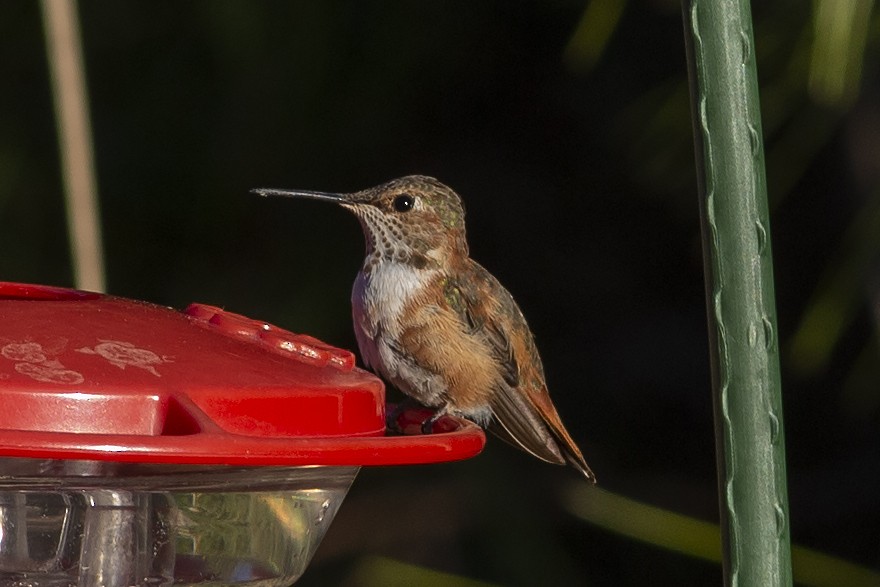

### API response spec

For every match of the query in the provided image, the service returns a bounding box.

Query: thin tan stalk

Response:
[40,0,105,292]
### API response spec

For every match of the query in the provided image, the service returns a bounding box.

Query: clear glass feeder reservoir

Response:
[0,283,485,586]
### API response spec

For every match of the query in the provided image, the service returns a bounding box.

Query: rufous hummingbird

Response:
[253,176,595,481]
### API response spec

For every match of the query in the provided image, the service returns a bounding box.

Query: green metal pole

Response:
[681,1,793,586]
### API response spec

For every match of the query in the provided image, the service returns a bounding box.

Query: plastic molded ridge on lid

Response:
[0,282,485,466]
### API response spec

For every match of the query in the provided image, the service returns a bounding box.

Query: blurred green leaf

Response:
[809,0,875,107]
[563,485,880,587]
[789,190,880,376]
[349,556,500,587]
[564,0,627,72]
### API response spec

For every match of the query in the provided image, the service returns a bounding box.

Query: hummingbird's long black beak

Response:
[250,188,346,203]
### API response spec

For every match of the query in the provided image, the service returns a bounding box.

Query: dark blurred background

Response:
[2,1,879,585]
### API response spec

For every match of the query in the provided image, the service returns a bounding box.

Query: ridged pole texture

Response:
[681,1,793,585]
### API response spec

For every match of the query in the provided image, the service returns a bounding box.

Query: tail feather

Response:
[489,384,596,483]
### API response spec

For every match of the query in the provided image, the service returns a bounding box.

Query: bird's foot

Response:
[386,398,421,434]
[420,405,450,435]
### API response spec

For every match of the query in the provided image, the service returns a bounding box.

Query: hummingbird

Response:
[253,176,595,481]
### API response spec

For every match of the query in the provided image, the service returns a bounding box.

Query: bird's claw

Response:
[420,405,449,435]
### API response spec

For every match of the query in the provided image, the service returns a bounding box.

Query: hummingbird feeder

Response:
[0,281,485,586]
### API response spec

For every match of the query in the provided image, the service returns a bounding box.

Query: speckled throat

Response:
[349,204,435,272]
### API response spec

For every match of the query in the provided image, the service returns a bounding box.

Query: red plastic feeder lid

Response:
[0,282,485,466]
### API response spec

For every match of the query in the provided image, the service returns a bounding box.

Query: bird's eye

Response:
[393,194,415,212]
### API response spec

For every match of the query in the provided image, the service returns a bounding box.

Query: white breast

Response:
[352,262,436,339]
[351,262,444,404]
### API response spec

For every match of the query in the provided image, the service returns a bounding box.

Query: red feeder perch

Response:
[0,282,485,586]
